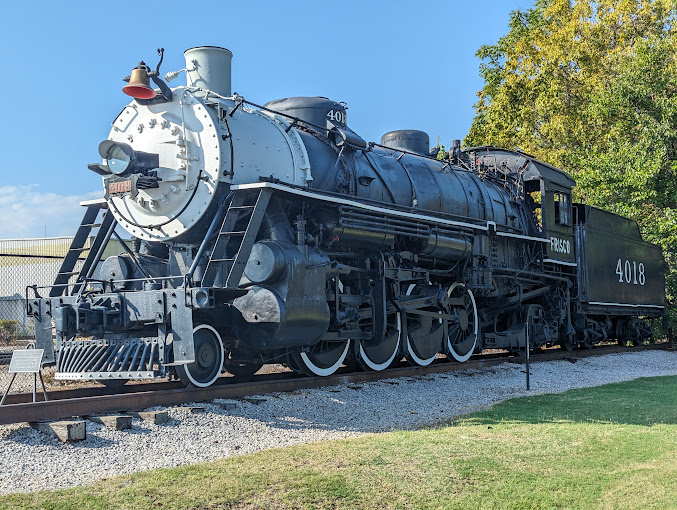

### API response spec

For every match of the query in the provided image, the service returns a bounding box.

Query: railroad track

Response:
[0,343,670,426]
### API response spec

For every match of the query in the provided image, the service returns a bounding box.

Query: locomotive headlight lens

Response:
[98,140,135,176]
[96,139,159,177]
[107,145,132,175]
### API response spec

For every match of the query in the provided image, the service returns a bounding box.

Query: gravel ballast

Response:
[1,350,676,495]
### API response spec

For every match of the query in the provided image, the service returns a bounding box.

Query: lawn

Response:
[2,376,676,509]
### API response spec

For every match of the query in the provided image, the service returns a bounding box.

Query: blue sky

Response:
[0,0,534,238]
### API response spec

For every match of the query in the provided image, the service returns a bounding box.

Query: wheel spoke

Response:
[444,284,478,362]
[404,283,441,367]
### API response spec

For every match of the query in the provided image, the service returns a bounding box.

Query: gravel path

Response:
[1,350,676,495]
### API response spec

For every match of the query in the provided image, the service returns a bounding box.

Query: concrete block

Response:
[130,410,169,425]
[88,415,132,430]
[240,397,266,405]
[187,406,204,413]
[214,401,237,411]
[30,420,86,442]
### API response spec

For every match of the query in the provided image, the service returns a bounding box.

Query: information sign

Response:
[8,349,44,373]
[1,349,48,405]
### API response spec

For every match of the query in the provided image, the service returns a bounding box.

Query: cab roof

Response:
[465,146,577,189]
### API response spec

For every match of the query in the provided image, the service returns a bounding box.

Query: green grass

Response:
[2,376,677,509]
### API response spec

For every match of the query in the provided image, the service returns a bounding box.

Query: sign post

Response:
[525,322,530,391]
[0,349,48,405]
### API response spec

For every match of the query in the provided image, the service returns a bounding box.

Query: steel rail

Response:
[0,343,670,426]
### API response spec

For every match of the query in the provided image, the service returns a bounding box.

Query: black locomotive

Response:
[28,47,666,386]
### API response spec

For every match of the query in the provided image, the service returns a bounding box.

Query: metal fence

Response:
[0,237,88,343]
[0,235,126,393]
[0,237,86,392]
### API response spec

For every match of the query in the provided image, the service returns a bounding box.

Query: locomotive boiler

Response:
[28,46,666,387]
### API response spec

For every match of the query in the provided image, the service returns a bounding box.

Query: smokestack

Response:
[184,46,233,97]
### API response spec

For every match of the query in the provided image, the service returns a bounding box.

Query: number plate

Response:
[108,178,134,196]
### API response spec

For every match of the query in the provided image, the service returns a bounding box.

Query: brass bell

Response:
[122,62,156,99]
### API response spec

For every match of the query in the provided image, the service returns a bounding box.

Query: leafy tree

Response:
[465,0,677,326]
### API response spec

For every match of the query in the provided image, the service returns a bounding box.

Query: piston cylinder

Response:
[244,241,287,285]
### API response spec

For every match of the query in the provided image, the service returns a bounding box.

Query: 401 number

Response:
[616,259,645,286]
[326,110,345,124]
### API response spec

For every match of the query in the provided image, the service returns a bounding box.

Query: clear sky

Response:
[0,0,534,239]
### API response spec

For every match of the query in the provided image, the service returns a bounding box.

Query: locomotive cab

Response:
[469,147,577,266]
[515,154,577,266]
[536,176,576,267]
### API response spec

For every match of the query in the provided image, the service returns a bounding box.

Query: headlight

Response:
[106,144,132,175]
[90,140,159,177]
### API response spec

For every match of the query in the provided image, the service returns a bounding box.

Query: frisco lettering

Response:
[550,236,571,254]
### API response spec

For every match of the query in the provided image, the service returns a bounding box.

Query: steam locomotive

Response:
[28,47,666,387]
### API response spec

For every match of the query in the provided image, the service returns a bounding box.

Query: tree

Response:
[465,0,677,326]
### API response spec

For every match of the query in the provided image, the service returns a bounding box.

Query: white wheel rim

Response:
[183,324,224,387]
[297,276,351,376]
[445,283,478,362]
[405,335,437,366]
[404,283,438,366]
[358,313,401,371]
[299,340,351,376]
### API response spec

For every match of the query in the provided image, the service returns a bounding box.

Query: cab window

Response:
[554,192,571,225]
[527,190,542,231]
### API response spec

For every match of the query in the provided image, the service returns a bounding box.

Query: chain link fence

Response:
[0,234,125,394]
[0,237,88,392]
[0,238,88,339]
[0,235,124,393]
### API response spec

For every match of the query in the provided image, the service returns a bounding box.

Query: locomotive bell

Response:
[123,62,156,99]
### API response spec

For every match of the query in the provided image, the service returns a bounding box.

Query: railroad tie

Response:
[30,420,86,442]
[87,415,133,430]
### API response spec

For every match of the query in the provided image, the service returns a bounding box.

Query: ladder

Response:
[50,201,117,297]
[201,188,272,289]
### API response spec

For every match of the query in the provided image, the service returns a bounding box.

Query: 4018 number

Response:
[616,259,645,286]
